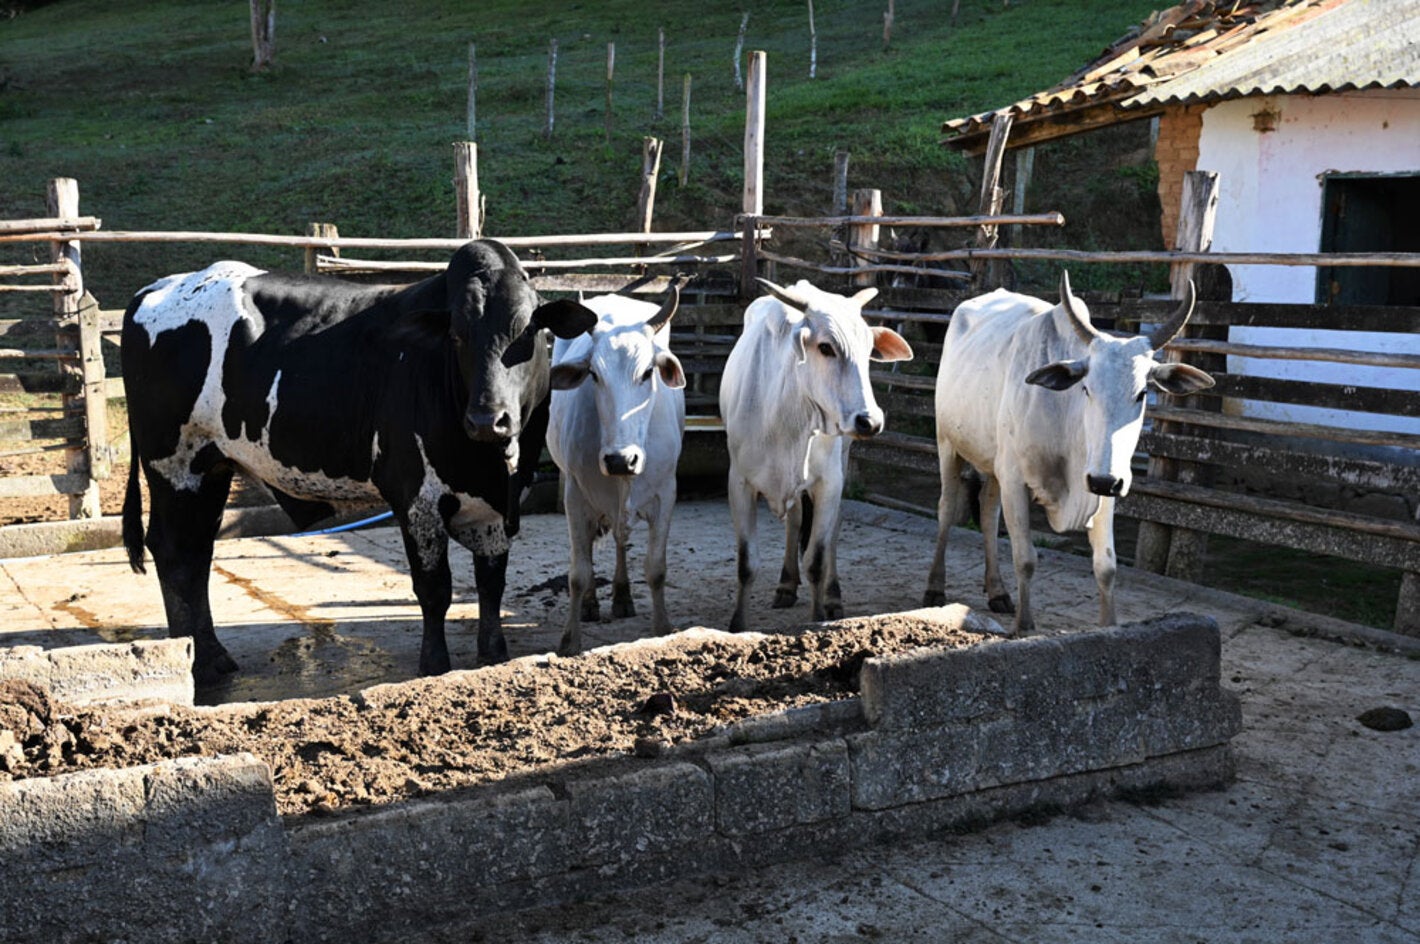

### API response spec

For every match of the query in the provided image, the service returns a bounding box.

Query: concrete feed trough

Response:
[0,502,1244,942]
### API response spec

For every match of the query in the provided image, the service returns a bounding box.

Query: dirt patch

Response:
[0,614,988,817]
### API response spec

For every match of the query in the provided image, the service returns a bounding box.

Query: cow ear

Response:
[388,309,451,347]
[870,326,913,362]
[533,299,599,339]
[1025,358,1089,390]
[1149,361,1214,396]
[656,351,687,389]
[549,357,591,390]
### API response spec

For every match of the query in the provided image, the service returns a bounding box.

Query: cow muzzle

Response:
[850,411,884,440]
[601,447,644,478]
[464,410,517,443]
[1086,474,1125,497]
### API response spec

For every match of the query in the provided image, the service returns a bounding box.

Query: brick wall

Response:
[1155,105,1207,247]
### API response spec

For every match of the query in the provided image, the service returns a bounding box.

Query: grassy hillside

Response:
[1,0,1164,307]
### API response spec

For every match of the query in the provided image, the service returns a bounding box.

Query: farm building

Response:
[943,0,1420,437]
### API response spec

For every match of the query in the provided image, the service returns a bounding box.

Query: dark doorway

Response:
[1317,173,1420,305]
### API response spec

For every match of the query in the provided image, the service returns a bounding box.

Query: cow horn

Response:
[1148,279,1196,349]
[756,277,810,313]
[646,281,680,331]
[1059,270,1099,344]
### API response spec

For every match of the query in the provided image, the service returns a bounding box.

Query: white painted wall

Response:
[1195,90,1420,436]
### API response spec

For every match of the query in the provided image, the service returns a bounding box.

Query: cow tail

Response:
[122,428,147,575]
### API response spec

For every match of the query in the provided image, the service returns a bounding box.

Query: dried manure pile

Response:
[0,604,1240,944]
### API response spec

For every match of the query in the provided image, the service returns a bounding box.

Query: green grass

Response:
[1,0,1163,308]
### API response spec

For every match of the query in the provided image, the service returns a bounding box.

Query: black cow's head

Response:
[442,240,596,467]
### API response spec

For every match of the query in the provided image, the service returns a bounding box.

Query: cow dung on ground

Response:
[0,614,989,816]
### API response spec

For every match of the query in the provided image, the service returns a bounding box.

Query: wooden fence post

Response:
[733,13,749,91]
[743,51,765,218]
[1399,513,1419,636]
[454,142,482,239]
[250,0,275,71]
[544,38,558,141]
[48,178,101,519]
[466,42,478,141]
[883,0,894,50]
[679,74,692,186]
[1135,170,1221,578]
[807,0,817,78]
[971,113,1011,290]
[605,42,615,146]
[637,137,664,234]
[850,189,882,289]
[655,28,665,122]
[304,222,339,274]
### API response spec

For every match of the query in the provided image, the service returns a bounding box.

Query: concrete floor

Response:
[1,499,1416,942]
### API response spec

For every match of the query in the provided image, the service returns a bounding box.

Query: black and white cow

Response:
[120,239,596,685]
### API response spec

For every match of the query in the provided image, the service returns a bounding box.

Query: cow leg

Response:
[804,485,844,622]
[398,525,454,675]
[473,551,510,665]
[561,488,597,656]
[1088,496,1119,626]
[978,474,1015,615]
[773,500,802,608]
[925,446,969,606]
[727,472,758,634]
[611,518,636,619]
[997,473,1036,635]
[144,468,237,687]
[644,495,674,636]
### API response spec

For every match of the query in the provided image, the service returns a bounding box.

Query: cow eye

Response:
[588,369,600,384]
[1136,390,1147,403]
[817,342,836,358]
[641,367,654,383]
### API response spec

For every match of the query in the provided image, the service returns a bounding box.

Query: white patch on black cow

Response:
[403,435,507,573]
[133,263,380,504]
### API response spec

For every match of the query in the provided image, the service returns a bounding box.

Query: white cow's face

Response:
[761,280,913,439]
[1025,285,1214,498]
[549,293,684,477]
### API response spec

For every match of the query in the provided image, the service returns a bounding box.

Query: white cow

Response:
[923,272,1214,633]
[720,278,913,632]
[547,287,686,656]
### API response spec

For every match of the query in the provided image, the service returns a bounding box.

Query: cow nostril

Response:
[603,452,641,477]
[853,413,882,438]
[1086,474,1123,497]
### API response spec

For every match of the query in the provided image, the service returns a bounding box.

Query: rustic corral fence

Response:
[2,163,1417,635]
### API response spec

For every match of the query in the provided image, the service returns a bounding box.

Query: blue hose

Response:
[293,509,394,537]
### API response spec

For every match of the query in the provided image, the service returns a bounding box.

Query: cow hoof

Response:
[580,601,601,622]
[419,658,451,677]
[192,647,239,688]
[988,594,1016,615]
[922,590,947,607]
[556,638,582,657]
[728,614,747,634]
[824,602,844,621]
[612,597,636,619]
[772,588,797,608]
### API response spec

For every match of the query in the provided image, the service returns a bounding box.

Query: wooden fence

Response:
[2,178,1416,635]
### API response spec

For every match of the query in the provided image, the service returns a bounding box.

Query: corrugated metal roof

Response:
[941,0,1416,153]
[1124,0,1420,107]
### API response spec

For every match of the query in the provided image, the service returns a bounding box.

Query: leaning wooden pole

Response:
[637,137,665,234]
[604,42,616,146]
[655,28,666,121]
[849,188,882,290]
[971,112,1012,289]
[733,13,749,91]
